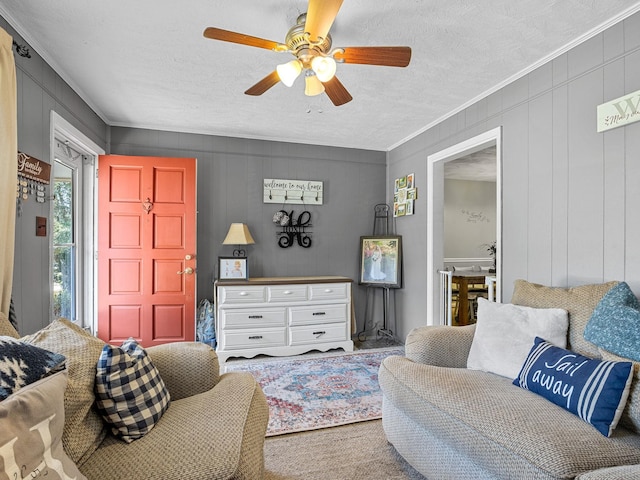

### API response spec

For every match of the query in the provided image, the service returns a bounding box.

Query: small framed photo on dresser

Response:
[218,257,248,280]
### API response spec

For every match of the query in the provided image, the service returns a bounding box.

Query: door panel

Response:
[98,155,196,346]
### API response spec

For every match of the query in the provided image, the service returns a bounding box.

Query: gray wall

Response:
[2,18,108,335]
[109,128,387,336]
[388,11,640,341]
[444,179,497,259]
[5,16,386,337]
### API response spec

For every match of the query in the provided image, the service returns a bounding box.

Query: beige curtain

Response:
[0,28,17,317]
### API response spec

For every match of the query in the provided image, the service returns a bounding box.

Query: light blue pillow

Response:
[513,337,633,437]
[584,282,640,361]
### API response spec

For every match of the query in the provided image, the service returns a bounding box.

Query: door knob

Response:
[177,267,194,275]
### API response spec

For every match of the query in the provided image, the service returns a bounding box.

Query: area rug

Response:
[224,347,404,436]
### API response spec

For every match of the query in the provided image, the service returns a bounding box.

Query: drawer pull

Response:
[239,292,249,296]
[312,312,326,316]
[324,289,333,293]
[248,335,263,340]
[247,315,263,319]
[283,290,293,295]
[313,331,326,336]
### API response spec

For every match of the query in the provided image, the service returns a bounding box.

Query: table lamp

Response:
[222,223,255,257]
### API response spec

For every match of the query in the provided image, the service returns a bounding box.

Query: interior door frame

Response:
[426,126,502,325]
[50,111,104,332]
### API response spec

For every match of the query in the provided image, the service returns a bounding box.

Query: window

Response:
[52,160,76,319]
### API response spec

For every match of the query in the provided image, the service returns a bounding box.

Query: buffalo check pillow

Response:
[95,338,170,443]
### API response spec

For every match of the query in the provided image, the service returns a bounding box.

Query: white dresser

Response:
[214,276,354,363]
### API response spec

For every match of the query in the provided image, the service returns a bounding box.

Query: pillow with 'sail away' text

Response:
[513,337,633,437]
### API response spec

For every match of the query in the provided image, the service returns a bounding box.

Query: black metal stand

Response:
[358,204,395,341]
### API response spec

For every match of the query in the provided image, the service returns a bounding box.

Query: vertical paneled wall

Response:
[2,18,108,335]
[388,12,640,340]
[109,128,387,335]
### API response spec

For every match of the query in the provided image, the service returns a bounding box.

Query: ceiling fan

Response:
[203,0,411,106]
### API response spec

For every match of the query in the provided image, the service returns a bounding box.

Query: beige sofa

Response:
[1,316,269,480]
[379,280,640,479]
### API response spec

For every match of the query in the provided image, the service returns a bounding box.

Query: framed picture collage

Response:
[393,172,417,217]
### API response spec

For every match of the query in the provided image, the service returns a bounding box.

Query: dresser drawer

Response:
[267,285,308,302]
[220,307,286,329]
[218,286,266,304]
[309,283,350,301]
[222,327,287,350]
[288,304,348,326]
[289,323,347,346]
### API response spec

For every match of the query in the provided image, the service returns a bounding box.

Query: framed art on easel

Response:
[358,235,402,288]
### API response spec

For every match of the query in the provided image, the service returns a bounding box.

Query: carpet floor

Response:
[225,347,404,436]
[264,419,426,480]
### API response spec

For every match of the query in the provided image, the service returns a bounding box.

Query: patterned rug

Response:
[225,347,404,436]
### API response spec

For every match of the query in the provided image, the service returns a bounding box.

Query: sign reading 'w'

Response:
[597,89,640,132]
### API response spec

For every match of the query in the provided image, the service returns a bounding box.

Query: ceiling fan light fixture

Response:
[304,73,325,96]
[276,60,303,87]
[311,56,337,82]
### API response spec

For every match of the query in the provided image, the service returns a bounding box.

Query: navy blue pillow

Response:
[0,336,66,400]
[513,337,633,436]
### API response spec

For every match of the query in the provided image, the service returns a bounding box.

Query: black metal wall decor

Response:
[12,40,31,58]
[273,210,312,248]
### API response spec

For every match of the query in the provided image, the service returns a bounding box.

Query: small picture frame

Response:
[359,235,403,288]
[218,256,248,280]
[406,173,415,189]
[406,200,414,215]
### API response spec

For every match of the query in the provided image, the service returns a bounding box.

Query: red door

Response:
[98,155,196,346]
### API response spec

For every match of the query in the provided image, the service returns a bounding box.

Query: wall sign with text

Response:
[597,89,640,132]
[263,178,323,205]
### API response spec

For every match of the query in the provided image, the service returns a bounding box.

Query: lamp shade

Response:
[305,74,325,96]
[276,60,303,87]
[311,56,337,82]
[222,223,255,245]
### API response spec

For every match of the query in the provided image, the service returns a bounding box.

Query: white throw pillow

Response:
[467,298,569,379]
[0,370,88,480]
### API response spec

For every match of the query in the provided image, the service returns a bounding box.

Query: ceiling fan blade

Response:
[203,27,283,51]
[334,47,412,67]
[305,0,343,43]
[322,76,352,106]
[244,71,281,96]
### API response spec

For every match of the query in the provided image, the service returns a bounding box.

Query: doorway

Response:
[50,112,103,331]
[426,127,502,325]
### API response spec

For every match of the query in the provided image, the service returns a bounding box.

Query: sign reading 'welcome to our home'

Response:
[597,89,640,132]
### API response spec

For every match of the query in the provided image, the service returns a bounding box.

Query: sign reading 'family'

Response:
[17,151,51,184]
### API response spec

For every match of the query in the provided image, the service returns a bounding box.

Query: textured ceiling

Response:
[445,147,497,182]
[2,1,640,151]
